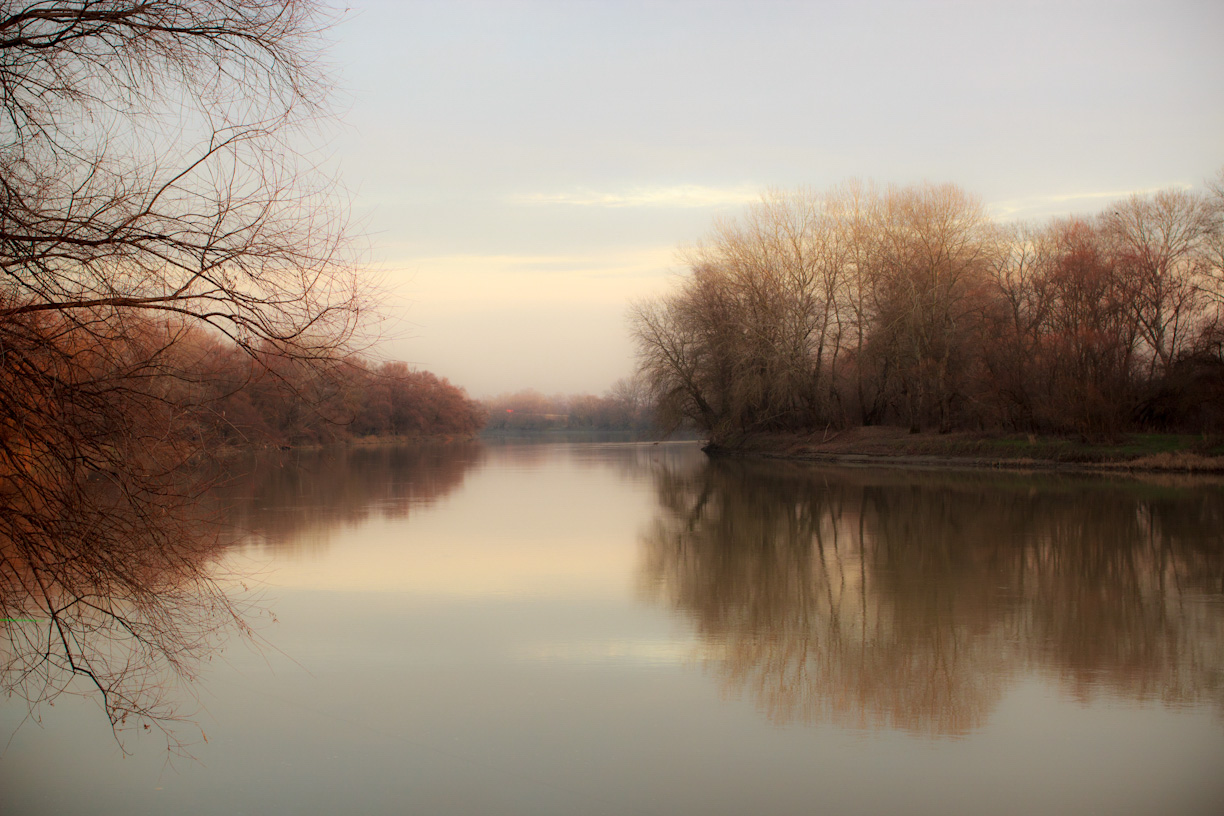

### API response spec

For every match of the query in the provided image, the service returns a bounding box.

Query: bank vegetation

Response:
[631,176,1224,454]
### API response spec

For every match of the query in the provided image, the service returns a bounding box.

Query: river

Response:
[2,440,1223,815]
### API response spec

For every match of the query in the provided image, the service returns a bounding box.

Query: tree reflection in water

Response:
[638,459,1224,737]
[0,465,248,755]
[1,442,485,753]
[220,442,486,551]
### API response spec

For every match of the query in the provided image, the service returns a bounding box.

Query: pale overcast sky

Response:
[323,0,1224,397]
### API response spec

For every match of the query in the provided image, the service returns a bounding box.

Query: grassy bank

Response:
[704,427,1224,472]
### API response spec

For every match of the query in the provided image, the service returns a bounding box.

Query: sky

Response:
[321,0,1224,398]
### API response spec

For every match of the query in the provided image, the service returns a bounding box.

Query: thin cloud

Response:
[989,184,1194,220]
[512,184,761,209]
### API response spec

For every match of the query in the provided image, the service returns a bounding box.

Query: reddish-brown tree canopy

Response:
[632,179,1224,441]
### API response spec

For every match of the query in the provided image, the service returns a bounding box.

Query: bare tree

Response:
[0,1,363,748]
[1202,168,1224,310]
[823,179,886,425]
[678,196,814,431]
[1032,218,1139,436]
[0,1,363,351]
[1102,189,1214,380]
[868,183,996,432]
[641,189,860,441]
[629,286,721,435]
[981,221,1057,429]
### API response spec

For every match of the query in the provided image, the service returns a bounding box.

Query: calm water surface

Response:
[3,441,1223,815]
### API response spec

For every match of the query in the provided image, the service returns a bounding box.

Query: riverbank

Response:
[205,432,482,461]
[703,427,1224,473]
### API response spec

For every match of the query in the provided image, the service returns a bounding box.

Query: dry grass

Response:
[710,428,1224,473]
[1105,451,1224,472]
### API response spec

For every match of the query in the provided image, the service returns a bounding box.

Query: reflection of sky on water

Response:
[222,441,701,598]
[516,638,705,667]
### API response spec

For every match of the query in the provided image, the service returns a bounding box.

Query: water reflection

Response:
[0,477,246,754]
[1,442,486,752]
[222,442,486,550]
[639,459,1224,736]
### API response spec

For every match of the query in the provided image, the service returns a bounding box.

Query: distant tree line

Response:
[631,174,1224,442]
[482,376,656,432]
[1,313,484,451]
[162,324,487,446]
